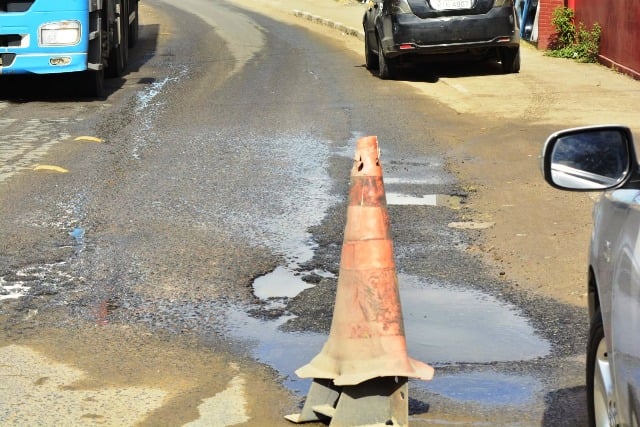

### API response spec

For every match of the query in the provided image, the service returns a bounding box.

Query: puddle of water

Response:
[236,272,550,405]
[424,372,541,406]
[399,274,550,363]
[253,266,314,300]
[224,308,326,393]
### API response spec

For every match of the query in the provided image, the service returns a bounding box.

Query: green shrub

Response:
[546,6,601,63]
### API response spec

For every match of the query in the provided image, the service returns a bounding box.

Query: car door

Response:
[541,125,639,425]
[607,190,640,425]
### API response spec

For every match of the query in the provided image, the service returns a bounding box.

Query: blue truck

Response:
[0,0,140,97]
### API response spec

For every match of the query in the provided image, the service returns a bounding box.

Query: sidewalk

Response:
[232,0,366,39]
[292,0,366,40]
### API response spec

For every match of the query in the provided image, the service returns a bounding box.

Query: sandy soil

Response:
[403,43,640,308]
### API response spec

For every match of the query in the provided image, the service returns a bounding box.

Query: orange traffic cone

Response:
[286,136,433,426]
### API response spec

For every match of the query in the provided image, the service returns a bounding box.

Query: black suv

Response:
[363,0,521,79]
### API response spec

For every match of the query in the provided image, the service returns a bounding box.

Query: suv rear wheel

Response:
[377,37,395,79]
[500,46,521,74]
[364,35,378,70]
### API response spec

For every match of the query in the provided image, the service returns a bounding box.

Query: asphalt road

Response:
[0,1,589,425]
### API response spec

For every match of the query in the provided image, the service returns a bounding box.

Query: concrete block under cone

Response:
[294,135,433,386]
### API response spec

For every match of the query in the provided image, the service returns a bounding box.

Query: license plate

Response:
[430,0,473,10]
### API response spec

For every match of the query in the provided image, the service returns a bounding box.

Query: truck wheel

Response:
[107,1,129,77]
[128,0,139,48]
[81,69,105,99]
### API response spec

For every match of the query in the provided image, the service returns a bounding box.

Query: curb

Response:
[292,9,365,41]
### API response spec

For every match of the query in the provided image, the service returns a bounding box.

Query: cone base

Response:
[296,346,434,386]
[285,377,409,426]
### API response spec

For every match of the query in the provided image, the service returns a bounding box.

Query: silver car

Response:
[541,125,640,426]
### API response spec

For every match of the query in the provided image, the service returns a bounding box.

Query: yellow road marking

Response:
[74,136,103,143]
[33,165,69,173]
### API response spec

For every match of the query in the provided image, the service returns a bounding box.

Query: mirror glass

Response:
[551,129,629,190]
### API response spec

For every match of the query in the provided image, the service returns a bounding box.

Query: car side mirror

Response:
[541,125,636,191]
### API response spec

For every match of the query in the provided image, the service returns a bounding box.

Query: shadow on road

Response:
[542,385,588,426]
[363,57,508,83]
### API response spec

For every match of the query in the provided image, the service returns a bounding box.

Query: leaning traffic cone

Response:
[285,136,433,426]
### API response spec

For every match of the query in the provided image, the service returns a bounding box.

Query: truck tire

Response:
[128,0,139,48]
[501,46,520,74]
[107,0,129,77]
[84,69,105,98]
[86,9,105,97]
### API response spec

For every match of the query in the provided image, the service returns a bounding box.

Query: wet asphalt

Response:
[0,0,590,425]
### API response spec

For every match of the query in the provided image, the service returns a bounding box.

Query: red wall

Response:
[573,0,640,79]
[537,0,565,49]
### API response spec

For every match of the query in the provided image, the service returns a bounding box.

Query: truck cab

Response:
[0,0,139,97]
